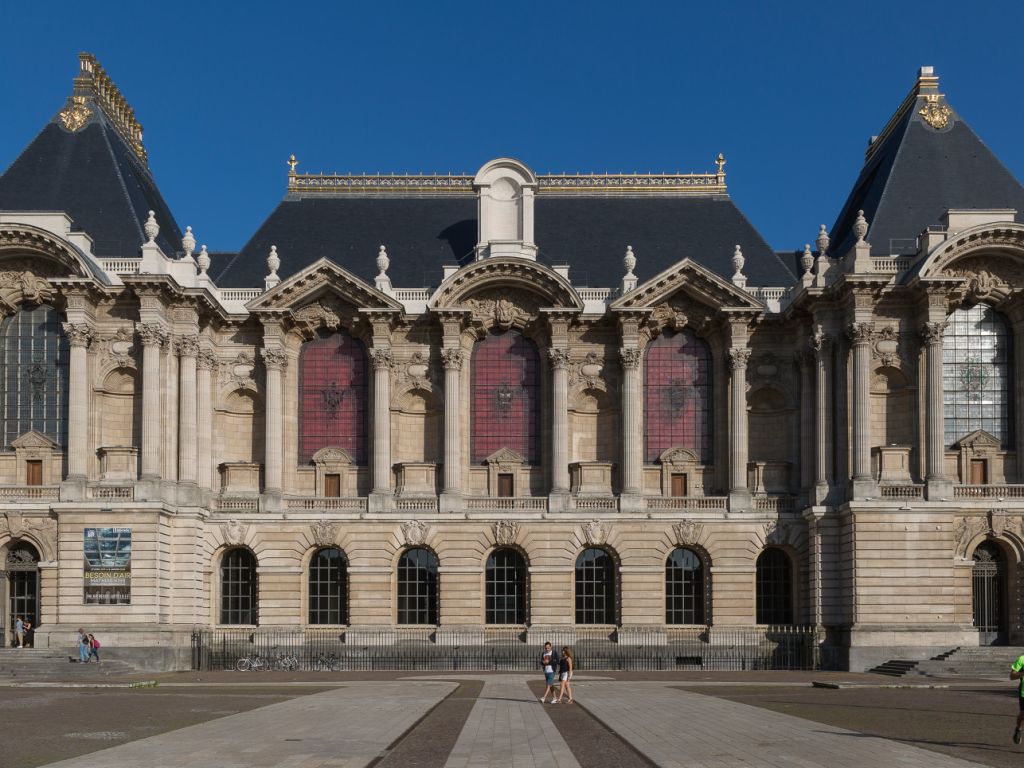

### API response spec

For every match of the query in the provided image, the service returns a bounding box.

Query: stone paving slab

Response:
[444,675,580,768]
[38,681,455,768]
[578,681,987,768]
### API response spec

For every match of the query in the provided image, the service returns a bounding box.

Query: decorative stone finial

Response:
[801,244,813,275]
[143,210,159,243]
[731,244,746,288]
[288,154,298,174]
[853,210,869,243]
[376,245,390,278]
[267,245,280,277]
[197,245,210,276]
[181,225,195,259]
[715,153,726,175]
[816,224,830,256]
[623,245,636,277]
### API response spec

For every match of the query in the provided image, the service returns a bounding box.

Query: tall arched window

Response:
[299,330,367,464]
[666,548,706,625]
[220,548,258,625]
[943,304,1012,447]
[485,548,527,624]
[308,547,347,625]
[397,548,439,625]
[756,548,793,625]
[644,329,712,462]
[575,547,617,625]
[0,304,69,448]
[471,330,541,463]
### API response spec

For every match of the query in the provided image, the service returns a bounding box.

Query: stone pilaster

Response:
[811,329,832,504]
[549,347,570,499]
[441,347,463,505]
[370,347,393,509]
[262,347,287,504]
[138,322,167,482]
[196,350,216,494]
[797,349,814,493]
[848,322,876,498]
[922,321,952,499]
[62,322,93,485]
[619,347,643,502]
[176,334,199,489]
[728,347,751,510]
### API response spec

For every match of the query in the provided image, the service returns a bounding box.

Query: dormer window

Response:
[473,158,537,260]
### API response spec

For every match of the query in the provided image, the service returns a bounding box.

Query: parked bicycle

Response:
[312,652,342,671]
[235,653,267,671]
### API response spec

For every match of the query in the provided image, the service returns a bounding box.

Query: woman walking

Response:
[557,646,574,704]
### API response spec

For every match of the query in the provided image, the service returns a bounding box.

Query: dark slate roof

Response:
[215,192,793,290]
[830,72,1024,256]
[0,110,182,259]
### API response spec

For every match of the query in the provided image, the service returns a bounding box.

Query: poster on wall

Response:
[83,528,132,605]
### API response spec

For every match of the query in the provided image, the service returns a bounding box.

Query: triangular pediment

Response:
[11,430,59,450]
[954,429,1001,449]
[247,258,403,313]
[485,447,526,465]
[609,257,763,312]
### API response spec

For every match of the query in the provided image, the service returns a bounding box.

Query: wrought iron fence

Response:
[190,625,825,672]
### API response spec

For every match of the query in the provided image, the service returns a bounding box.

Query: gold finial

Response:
[288,154,298,174]
[715,153,726,175]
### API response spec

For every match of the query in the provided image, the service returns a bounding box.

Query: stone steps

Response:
[871,646,1024,679]
[0,649,139,678]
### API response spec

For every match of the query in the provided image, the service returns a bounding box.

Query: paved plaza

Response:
[2,674,1022,768]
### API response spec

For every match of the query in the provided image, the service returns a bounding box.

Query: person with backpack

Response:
[539,641,560,704]
[87,633,101,663]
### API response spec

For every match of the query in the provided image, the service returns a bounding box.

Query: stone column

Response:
[196,350,216,493]
[619,347,643,499]
[728,347,751,508]
[62,322,93,484]
[370,347,393,503]
[442,347,464,498]
[262,348,287,502]
[797,350,814,492]
[549,347,570,497]
[922,321,951,498]
[176,335,199,488]
[812,331,832,504]
[848,322,875,497]
[138,323,167,481]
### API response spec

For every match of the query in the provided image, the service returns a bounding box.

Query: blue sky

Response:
[2,0,1023,253]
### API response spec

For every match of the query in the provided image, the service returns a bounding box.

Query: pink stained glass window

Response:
[471,330,541,464]
[644,329,712,463]
[298,331,367,464]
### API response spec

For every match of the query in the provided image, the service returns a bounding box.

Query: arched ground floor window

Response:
[309,547,347,625]
[666,547,706,625]
[575,548,617,625]
[755,548,793,625]
[485,548,527,625]
[220,548,258,625]
[397,548,438,625]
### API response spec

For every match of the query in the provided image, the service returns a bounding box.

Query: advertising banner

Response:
[83,528,131,605]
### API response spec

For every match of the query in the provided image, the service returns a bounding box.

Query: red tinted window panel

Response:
[471,330,540,464]
[299,331,367,464]
[644,330,712,463]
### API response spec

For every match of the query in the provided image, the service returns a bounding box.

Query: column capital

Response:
[441,347,464,371]
[727,347,751,371]
[548,347,570,370]
[196,349,218,371]
[920,321,948,345]
[137,322,168,347]
[174,333,200,358]
[262,347,289,371]
[371,347,394,371]
[846,321,873,346]
[61,321,93,348]
[619,347,642,370]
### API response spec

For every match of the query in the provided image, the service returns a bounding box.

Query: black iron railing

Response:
[190,625,825,672]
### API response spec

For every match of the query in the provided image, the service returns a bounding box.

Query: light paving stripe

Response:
[39,681,455,768]
[578,682,986,768]
[444,675,580,768]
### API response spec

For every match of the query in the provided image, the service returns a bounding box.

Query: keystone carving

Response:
[492,520,520,546]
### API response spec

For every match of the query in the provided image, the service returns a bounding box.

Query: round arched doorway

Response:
[6,541,40,645]
[972,541,1008,645]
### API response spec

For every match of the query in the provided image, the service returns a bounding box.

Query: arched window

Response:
[397,548,438,625]
[943,304,1012,447]
[471,330,540,463]
[7,541,40,633]
[644,329,712,462]
[0,304,69,448]
[308,547,347,625]
[220,548,258,625]
[485,548,527,624]
[756,548,793,625]
[666,548,706,625]
[575,547,617,625]
[299,330,367,464]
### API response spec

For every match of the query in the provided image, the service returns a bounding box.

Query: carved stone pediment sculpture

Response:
[220,520,250,547]
[310,520,339,548]
[492,520,520,546]
[582,519,607,547]
[674,519,704,547]
[401,520,428,547]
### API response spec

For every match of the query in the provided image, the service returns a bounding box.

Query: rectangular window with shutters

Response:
[497,473,514,498]
[671,473,687,497]
[25,460,42,486]
[324,473,341,498]
[970,459,988,485]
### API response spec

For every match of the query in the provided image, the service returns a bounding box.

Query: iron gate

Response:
[972,542,1006,645]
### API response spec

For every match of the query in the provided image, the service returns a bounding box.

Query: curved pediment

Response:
[916,223,1024,285]
[430,257,583,311]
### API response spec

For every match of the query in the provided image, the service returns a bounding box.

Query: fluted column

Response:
[728,347,751,498]
[176,335,199,486]
[620,347,642,496]
[138,323,167,480]
[812,330,832,502]
[62,322,93,481]
[196,350,216,492]
[922,321,950,496]
[371,348,393,496]
[549,347,570,495]
[797,350,814,492]
[262,348,287,497]
[849,322,874,494]
[442,347,464,495]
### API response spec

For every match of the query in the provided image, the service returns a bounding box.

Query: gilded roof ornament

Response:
[71,53,147,165]
[58,95,92,132]
[288,154,298,174]
[918,94,953,130]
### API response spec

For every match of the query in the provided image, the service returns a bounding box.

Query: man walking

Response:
[13,616,23,648]
[1010,651,1024,743]
[540,641,560,704]
[77,628,90,663]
